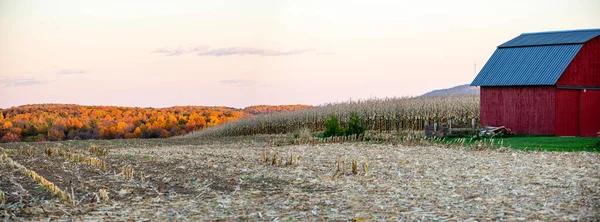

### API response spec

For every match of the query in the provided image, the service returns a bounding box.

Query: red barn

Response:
[471,29,600,137]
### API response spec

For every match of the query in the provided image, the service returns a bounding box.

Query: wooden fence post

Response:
[448,120,452,135]
[471,119,476,135]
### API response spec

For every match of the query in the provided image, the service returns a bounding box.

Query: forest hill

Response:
[0,104,311,142]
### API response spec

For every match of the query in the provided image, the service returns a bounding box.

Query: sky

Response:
[1,0,599,108]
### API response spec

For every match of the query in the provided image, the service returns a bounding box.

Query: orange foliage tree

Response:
[0,104,310,142]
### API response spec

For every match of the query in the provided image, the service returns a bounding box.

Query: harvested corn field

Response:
[1,137,599,221]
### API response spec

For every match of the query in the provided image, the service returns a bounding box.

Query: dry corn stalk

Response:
[18,147,35,157]
[340,156,345,174]
[271,153,278,166]
[25,167,72,203]
[363,159,369,176]
[351,160,358,175]
[262,149,269,164]
[0,153,8,163]
[84,157,107,171]
[335,156,340,173]
[47,147,108,171]
[334,156,346,177]
[286,149,294,166]
[89,145,109,156]
[45,147,59,158]
[263,149,300,167]
[187,95,479,138]
[0,190,5,204]
[285,149,300,166]
[0,148,16,155]
[2,154,72,203]
[98,189,109,202]
[121,166,135,180]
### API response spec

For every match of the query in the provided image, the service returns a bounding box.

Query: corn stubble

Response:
[334,156,369,177]
[89,145,109,156]
[121,166,135,180]
[262,148,300,167]
[96,189,109,203]
[0,189,5,205]
[0,153,72,203]
[18,147,35,157]
[45,147,107,171]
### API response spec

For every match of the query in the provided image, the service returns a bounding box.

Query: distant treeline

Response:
[0,104,311,143]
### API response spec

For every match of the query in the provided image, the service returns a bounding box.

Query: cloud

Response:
[152,45,312,57]
[56,69,88,75]
[151,48,171,54]
[3,77,47,87]
[198,47,311,56]
[317,52,336,55]
[217,79,258,87]
[151,45,210,56]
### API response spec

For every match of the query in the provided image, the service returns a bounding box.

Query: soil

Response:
[1,136,599,221]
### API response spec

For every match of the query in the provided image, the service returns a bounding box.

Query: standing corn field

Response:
[187,95,479,138]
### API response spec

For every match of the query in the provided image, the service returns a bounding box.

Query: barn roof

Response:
[499,29,600,48]
[471,29,600,86]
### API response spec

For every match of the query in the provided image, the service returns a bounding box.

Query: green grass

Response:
[447,136,600,152]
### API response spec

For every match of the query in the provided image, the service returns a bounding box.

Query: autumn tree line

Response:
[0,104,311,143]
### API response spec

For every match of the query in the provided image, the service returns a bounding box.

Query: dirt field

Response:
[1,136,599,221]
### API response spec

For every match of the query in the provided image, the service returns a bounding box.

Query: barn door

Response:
[579,89,600,137]
[555,90,579,136]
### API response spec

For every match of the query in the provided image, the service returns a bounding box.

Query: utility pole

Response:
[474,62,477,77]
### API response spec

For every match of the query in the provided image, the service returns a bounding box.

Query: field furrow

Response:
[1,138,598,221]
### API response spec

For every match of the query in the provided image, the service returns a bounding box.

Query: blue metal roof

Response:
[499,29,600,48]
[471,29,600,86]
[471,45,582,86]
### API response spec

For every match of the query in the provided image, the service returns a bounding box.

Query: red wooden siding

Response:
[557,36,600,86]
[481,86,556,135]
[555,90,580,136]
[579,89,600,137]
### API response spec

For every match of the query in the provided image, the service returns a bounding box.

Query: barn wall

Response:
[481,86,556,135]
[579,89,600,137]
[556,36,600,86]
[555,90,579,136]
